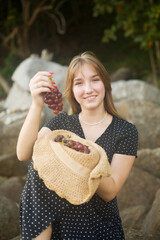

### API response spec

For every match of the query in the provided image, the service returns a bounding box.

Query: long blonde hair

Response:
[65,51,119,118]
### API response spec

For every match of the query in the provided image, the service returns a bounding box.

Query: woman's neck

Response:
[79,109,107,125]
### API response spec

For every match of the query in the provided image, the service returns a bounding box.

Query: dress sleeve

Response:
[115,122,138,157]
[43,111,68,131]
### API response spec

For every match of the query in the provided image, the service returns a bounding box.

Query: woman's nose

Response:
[85,82,93,93]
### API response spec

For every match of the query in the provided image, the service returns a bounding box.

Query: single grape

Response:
[68,140,75,148]
[54,98,59,104]
[77,143,84,151]
[57,92,62,98]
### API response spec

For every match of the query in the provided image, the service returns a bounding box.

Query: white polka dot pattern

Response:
[19,112,138,239]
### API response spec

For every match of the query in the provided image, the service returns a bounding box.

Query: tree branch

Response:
[47,0,68,34]
[28,0,56,27]
[0,27,19,46]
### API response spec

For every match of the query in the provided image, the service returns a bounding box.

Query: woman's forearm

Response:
[96,176,117,202]
[96,154,135,202]
[16,103,43,161]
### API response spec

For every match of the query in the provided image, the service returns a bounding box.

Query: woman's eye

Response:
[75,81,82,85]
[93,78,99,82]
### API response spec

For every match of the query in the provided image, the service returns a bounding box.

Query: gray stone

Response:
[0,176,7,184]
[120,205,149,230]
[3,55,70,119]
[11,55,68,91]
[115,100,160,149]
[111,80,160,105]
[117,167,160,211]
[3,83,32,111]
[111,67,133,82]
[0,153,28,177]
[0,195,19,240]
[124,228,160,240]
[0,176,25,203]
[135,148,160,178]
[0,111,45,155]
[143,188,160,235]
[10,236,21,240]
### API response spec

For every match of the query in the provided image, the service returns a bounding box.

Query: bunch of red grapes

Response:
[54,135,90,154]
[44,73,63,115]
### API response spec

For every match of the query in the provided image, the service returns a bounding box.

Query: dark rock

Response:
[0,176,25,203]
[117,167,160,211]
[10,236,21,240]
[0,195,19,240]
[0,153,28,177]
[110,67,133,82]
[124,228,160,240]
[120,205,149,230]
[0,176,7,184]
[115,100,160,149]
[135,148,160,178]
[143,188,160,235]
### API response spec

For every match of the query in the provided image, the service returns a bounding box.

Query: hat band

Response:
[49,140,91,178]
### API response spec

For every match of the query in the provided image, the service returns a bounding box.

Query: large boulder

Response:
[135,148,160,178]
[143,188,160,235]
[0,195,19,240]
[111,80,160,149]
[10,236,21,240]
[124,228,160,240]
[0,153,27,177]
[117,166,160,211]
[0,118,28,155]
[120,205,149,230]
[110,67,133,82]
[3,55,70,120]
[0,176,25,203]
[116,100,160,149]
[11,55,67,92]
[111,80,160,105]
[0,110,44,155]
[3,83,32,111]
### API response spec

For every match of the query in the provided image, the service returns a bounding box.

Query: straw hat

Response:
[32,129,111,205]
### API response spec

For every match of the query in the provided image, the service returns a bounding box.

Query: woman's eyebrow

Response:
[73,78,82,82]
[91,74,99,78]
[74,74,99,82]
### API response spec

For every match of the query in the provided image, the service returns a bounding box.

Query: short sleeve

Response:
[115,122,138,157]
[43,111,68,131]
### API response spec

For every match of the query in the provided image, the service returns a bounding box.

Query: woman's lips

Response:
[84,95,97,101]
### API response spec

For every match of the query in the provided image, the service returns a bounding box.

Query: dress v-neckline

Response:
[75,114,115,143]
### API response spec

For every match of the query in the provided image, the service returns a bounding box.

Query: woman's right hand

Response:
[29,71,54,108]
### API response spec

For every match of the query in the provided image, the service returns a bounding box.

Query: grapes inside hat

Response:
[32,129,111,205]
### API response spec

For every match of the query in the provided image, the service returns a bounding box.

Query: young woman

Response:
[17,51,138,240]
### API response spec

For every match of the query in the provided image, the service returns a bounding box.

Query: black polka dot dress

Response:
[20,112,138,240]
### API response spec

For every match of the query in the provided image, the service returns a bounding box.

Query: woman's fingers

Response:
[28,71,54,107]
[29,72,54,93]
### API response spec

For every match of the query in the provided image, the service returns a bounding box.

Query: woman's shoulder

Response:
[113,116,138,135]
[43,111,76,130]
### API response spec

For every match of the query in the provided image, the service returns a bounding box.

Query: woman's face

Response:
[72,64,105,112]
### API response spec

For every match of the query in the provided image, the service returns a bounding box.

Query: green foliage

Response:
[0,51,21,99]
[93,0,160,86]
[0,51,21,81]
[5,8,21,30]
[93,0,160,50]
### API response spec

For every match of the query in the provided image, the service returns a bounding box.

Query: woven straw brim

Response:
[33,129,111,205]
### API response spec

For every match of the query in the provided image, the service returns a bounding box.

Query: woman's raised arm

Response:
[16,71,53,161]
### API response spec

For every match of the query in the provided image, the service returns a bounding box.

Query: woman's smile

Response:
[84,95,97,101]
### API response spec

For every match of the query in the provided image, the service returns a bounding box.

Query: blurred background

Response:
[0,1,160,240]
